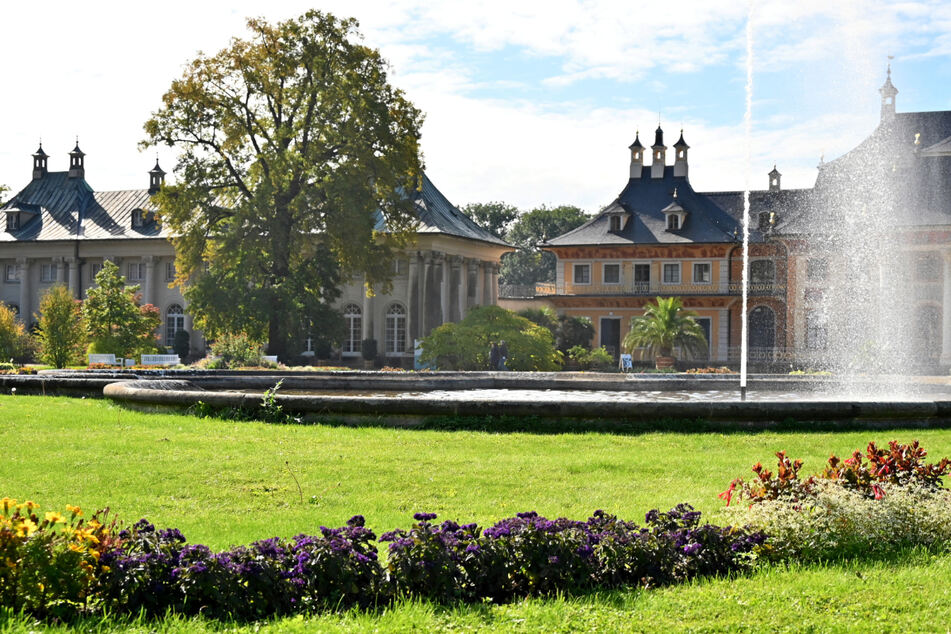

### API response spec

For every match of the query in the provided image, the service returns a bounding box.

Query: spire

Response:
[879,61,898,122]
[149,157,166,193]
[32,142,48,180]
[768,164,782,192]
[68,139,85,179]
[673,129,689,178]
[629,130,645,179]
[651,124,667,179]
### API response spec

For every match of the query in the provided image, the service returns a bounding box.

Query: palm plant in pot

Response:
[623,297,707,370]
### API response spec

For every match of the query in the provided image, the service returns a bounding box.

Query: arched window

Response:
[165,304,185,347]
[343,303,362,354]
[385,303,407,354]
[750,260,775,286]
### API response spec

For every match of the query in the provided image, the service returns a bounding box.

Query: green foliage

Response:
[361,338,378,361]
[420,305,562,371]
[501,205,589,286]
[567,345,614,371]
[208,332,265,369]
[0,303,33,364]
[35,285,86,368]
[460,201,519,239]
[143,11,424,360]
[82,261,161,358]
[556,315,595,352]
[623,297,707,362]
[516,306,558,333]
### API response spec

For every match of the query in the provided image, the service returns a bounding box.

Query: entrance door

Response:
[600,318,621,357]
[749,306,775,359]
[694,317,711,361]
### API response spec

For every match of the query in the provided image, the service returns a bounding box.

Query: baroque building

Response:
[0,146,507,363]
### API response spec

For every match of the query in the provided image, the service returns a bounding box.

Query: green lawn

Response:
[2,394,951,631]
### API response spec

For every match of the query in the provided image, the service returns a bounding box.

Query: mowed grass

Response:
[3,394,951,631]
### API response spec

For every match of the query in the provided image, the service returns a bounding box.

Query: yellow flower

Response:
[65,504,83,517]
[45,511,65,524]
[1,498,13,515]
[16,519,37,537]
[23,501,38,511]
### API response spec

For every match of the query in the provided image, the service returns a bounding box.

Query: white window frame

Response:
[573,263,591,285]
[40,263,56,283]
[165,304,185,347]
[89,262,103,281]
[667,214,680,230]
[127,262,145,282]
[662,263,681,285]
[131,209,144,228]
[693,262,712,285]
[609,215,621,232]
[5,264,19,283]
[603,263,621,285]
[6,214,20,232]
[166,261,176,282]
[385,303,407,354]
[342,303,362,356]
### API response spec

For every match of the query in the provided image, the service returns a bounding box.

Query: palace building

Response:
[0,146,507,363]
[532,68,951,368]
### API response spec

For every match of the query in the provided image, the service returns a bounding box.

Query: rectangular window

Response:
[633,263,650,293]
[573,264,591,285]
[603,263,621,285]
[5,264,19,283]
[40,263,56,283]
[662,263,681,284]
[6,214,19,232]
[127,262,145,281]
[392,259,406,276]
[131,209,144,228]
[89,263,102,281]
[609,215,621,232]
[693,262,711,284]
[166,261,176,282]
[667,215,680,230]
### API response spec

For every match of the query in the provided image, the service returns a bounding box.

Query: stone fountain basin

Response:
[94,372,951,427]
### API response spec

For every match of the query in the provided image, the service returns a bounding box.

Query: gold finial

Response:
[914,132,921,145]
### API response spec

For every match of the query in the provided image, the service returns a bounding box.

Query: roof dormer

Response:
[661,188,687,231]
[608,212,626,233]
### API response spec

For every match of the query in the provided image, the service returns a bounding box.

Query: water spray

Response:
[740,1,755,402]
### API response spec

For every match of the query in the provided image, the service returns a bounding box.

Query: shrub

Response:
[208,332,264,368]
[361,338,377,362]
[567,345,614,370]
[420,305,563,371]
[172,329,190,360]
[0,303,34,364]
[35,285,87,368]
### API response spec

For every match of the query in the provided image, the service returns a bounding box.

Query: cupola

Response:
[68,140,85,179]
[629,131,645,179]
[661,187,686,231]
[651,125,666,179]
[32,143,48,180]
[768,165,781,192]
[149,158,166,194]
[673,130,689,178]
[879,63,898,122]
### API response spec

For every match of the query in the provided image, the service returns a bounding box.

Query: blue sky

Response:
[2,0,950,212]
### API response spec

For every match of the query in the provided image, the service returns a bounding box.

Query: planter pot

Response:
[655,356,676,369]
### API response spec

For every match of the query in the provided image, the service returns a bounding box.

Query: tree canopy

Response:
[623,297,707,364]
[501,205,588,286]
[82,261,161,358]
[460,201,519,240]
[143,10,424,359]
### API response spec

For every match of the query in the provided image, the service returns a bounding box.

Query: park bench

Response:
[140,354,181,366]
[261,355,278,364]
[88,353,118,366]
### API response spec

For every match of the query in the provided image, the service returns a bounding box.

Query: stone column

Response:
[407,252,418,341]
[440,254,451,325]
[66,257,79,299]
[421,254,433,335]
[16,257,31,324]
[489,263,499,304]
[362,281,375,345]
[475,261,485,307]
[941,253,951,364]
[143,256,156,306]
[458,257,469,319]
[183,312,194,353]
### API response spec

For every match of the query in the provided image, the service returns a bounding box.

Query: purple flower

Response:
[347,514,366,527]
[414,512,438,522]
[683,543,702,555]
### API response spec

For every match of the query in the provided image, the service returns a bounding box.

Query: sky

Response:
[2,0,950,213]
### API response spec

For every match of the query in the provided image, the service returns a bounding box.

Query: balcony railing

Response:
[499,281,785,299]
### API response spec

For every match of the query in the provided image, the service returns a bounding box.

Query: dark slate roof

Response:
[376,172,509,247]
[0,172,165,242]
[544,167,744,247]
[705,188,813,235]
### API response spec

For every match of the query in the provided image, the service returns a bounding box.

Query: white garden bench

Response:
[261,355,278,364]
[88,353,118,366]
[140,354,181,366]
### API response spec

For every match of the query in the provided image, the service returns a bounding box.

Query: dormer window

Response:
[661,189,687,232]
[758,212,770,230]
[609,215,622,232]
[6,213,20,232]
[131,209,144,228]
[667,215,680,231]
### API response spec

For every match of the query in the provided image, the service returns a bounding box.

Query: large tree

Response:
[460,201,519,240]
[501,205,589,286]
[143,11,424,359]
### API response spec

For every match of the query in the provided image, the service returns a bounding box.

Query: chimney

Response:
[651,125,666,179]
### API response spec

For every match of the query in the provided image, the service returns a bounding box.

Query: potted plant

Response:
[622,297,707,370]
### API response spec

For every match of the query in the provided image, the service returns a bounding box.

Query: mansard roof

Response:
[0,172,164,242]
[2,167,507,247]
[544,167,743,247]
